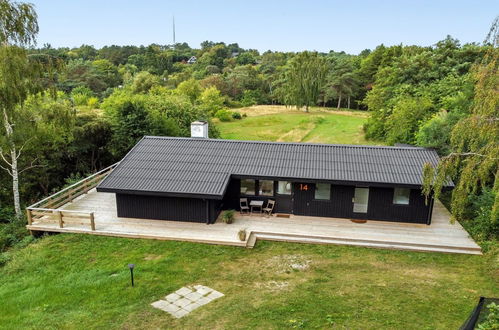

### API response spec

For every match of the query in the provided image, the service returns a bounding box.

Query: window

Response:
[393,188,410,205]
[277,181,292,195]
[259,180,274,196]
[240,179,255,195]
[353,187,369,213]
[314,183,330,200]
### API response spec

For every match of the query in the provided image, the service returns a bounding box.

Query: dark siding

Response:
[116,180,432,224]
[209,200,222,224]
[366,187,430,223]
[222,179,240,210]
[224,180,431,224]
[116,194,207,223]
[294,184,430,224]
[307,185,356,218]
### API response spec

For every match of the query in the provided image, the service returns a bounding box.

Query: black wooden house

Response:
[97,131,448,225]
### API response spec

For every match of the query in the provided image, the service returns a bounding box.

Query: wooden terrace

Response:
[26,170,482,255]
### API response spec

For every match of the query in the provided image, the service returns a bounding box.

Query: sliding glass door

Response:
[353,187,369,213]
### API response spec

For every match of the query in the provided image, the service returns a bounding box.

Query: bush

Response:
[232,111,242,120]
[72,93,90,106]
[0,218,29,253]
[478,302,499,330]
[222,210,235,224]
[87,97,100,108]
[465,188,498,241]
[0,252,11,267]
[215,109,233,122]
[71,86,94,106]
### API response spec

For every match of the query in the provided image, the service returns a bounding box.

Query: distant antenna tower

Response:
[172,16,176,49]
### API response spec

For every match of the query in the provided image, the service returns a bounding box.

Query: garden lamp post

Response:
[128,264,135,287]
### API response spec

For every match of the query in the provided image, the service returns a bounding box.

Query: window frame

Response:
[258,180,274,197]
[393,187,411,205]
[276,181,292,195]
[240,179,256,196]
[314,183,331,201]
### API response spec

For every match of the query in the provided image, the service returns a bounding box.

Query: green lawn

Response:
[0,234,497,329]
[217,106,381,145]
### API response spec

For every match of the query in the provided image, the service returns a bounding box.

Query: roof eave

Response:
[96,187,224,200]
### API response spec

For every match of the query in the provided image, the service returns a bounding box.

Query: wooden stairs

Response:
[245,231,482,255]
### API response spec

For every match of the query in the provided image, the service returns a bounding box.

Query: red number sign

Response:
[299,184,308,191]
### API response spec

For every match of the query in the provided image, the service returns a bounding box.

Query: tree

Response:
[326,71,360,109]
[176,78,202,103]
[422,48,499,228]
[198,86,225,114]
[130,71,160,93]
[279,51,328,112]
[0,0,40,218]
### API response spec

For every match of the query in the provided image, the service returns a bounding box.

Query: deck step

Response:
[248,232,482,255]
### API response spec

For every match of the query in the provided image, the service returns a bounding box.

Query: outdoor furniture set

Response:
[239,198,275,216]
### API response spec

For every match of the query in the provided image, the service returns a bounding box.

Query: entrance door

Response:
[293,182,314,215]
[274,181,293,213]
[353,187,369,213]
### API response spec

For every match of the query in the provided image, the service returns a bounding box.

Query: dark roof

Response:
[97,136,444,199]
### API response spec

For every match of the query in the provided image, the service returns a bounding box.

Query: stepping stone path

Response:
[151,285,224,318]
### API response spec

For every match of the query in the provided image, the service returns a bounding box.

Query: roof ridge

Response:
[142,136,430,151]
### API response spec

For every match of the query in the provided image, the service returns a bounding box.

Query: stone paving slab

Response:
[151,285,224,318]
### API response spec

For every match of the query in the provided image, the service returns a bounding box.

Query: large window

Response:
[314,183,330,200]
[393,188,410,205]
[277,181,292,195]
[240,179,256,195]
[259,180,274,196]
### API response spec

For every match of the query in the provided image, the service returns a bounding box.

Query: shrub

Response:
[215,109,233,122]
[0,252,11,267]
[87,97,100,108]
[71,86,94,106]
[465,188,498,241]
[72,93,90,106]
[232,111,242,120]
[222,210,235,224]
[0,218,29,253]
[238,228,247,241]
[478,302,499,330]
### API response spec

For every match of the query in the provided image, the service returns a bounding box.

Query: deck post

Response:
[26,209,33,226]
[56,210,63,228]
[90,212,95,231]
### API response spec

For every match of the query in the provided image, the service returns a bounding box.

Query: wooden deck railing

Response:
[26,163,118,231]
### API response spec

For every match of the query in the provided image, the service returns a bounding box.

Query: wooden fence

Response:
[26,163,118,231]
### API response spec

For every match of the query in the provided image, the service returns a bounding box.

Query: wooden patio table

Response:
[250,200,264,215]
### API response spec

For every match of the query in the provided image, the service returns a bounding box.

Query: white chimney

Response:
[190,121,209,138]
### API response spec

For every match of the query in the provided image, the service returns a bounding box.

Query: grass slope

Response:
[0,235,497,329]
[217,106,380,145]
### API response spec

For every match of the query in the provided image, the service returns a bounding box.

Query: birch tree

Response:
[0,0,39,218]
[280,52,328,112]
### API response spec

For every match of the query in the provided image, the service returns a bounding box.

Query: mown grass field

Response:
[217,105,380,145]
[0,234,497,329]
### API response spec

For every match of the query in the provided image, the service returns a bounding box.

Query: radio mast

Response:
[172,16,176,49]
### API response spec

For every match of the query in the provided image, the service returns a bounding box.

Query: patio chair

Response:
[262,200,275,217]
[239,198,250,215]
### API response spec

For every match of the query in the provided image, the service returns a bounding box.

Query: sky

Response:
[30,0,498,54]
